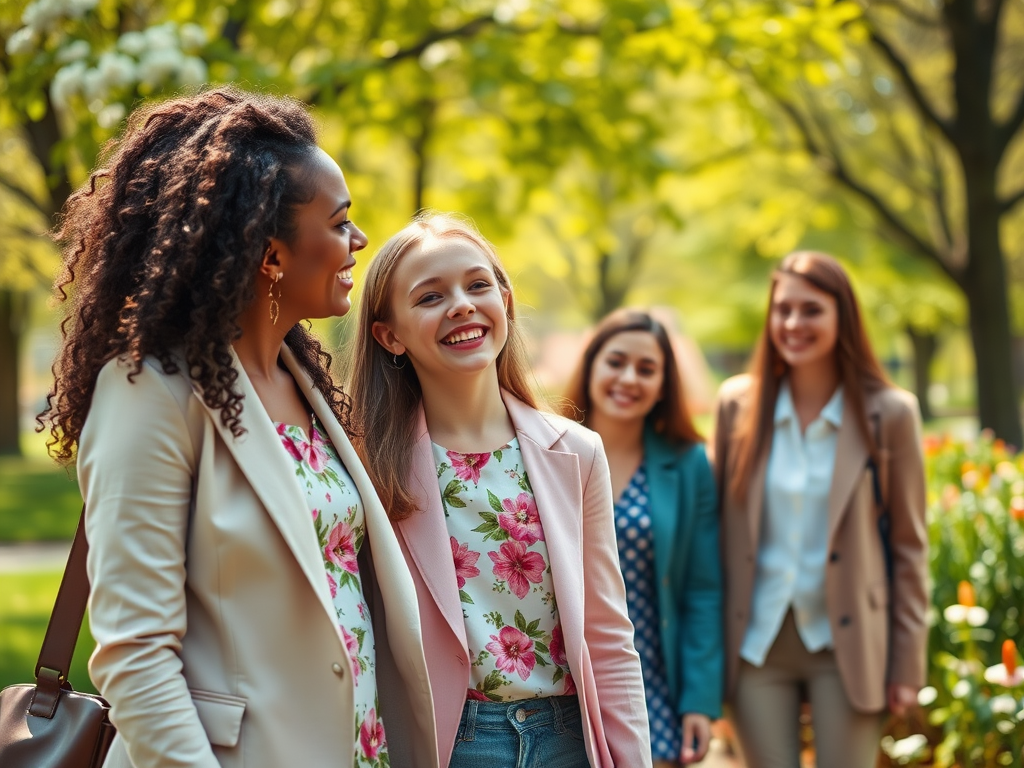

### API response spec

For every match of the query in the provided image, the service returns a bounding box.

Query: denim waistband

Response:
[459,695,581,737]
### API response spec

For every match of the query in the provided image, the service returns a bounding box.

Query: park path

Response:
[0,540,71,573]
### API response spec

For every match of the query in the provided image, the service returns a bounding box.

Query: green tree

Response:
[717,0,1024,444]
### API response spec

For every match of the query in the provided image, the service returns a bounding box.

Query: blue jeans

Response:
[449,695,591,768]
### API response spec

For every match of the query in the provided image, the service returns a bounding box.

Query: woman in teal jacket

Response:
[562,308,723,767]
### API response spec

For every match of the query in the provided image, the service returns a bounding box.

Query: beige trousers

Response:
[731,611,882,768]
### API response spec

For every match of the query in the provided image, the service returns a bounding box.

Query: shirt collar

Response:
[774,380,844,428]
[774,380,796,426]
[821,385,845,429]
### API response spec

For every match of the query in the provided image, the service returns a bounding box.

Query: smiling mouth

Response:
[338,268,353,281]
[608,390,640,405]
[442,328,485,345]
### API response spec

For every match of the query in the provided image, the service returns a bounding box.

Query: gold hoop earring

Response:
[269,273,283,326]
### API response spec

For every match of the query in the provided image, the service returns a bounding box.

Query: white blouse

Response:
[741,382,844,666]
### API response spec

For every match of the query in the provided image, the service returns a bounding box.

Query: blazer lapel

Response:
[825,391,875,545]
[643,431,680,578]
[503,394,586,664]
[746,448,769,551]
[394,408,469,652]
[192,347,337,632]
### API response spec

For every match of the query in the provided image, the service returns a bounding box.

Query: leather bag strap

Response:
[35,507,89,682]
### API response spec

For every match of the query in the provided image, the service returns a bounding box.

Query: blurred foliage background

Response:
[2,1,1024,764]
[1,0,1023,452]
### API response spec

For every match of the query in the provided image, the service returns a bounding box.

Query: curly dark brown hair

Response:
[39,86,352,463]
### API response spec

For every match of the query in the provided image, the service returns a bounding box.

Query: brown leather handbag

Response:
[0,512,116,767]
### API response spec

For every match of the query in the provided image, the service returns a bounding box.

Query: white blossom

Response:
[117,31,147,56]
[22,0,63,34]
[951,679,971,699]
[5,27,38,56]
[917,686,938,706]
[943,604,989,627]
[138,48,184,87]
[178,23,207,51]
[990,695,1019,715]
[97,102,126,129]
[97,51,137,89]
[177,56,208,86]
[420,40,460,70]
[65,0,99,17]
[82,67,107,101]
[887,734,928,761]
[56,39,91,63]
[50,60,87,110]
[144,22,179,51]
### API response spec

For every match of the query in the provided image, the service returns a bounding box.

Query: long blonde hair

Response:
[728,251,890,503]
[350,211,537,520]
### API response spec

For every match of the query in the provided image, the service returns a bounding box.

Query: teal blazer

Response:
[643,426,724,719]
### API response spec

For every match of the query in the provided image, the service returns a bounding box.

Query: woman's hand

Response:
[680,713,712,764]
[887,683,918,718]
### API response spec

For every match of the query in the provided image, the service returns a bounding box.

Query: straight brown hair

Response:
[349,211,538,520]
[561,308,703,446]
[728,251,890,503]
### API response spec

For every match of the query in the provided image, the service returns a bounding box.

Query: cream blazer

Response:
[78,347,438,768]
[393,392,651,768]
[711,375,929,713]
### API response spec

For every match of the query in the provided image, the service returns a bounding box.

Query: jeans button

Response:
[515,708,527,723]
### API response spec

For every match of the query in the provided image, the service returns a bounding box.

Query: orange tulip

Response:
[1004,640,1018,677]
[957,580,975,608]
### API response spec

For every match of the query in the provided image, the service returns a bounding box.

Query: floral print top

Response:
[434,437,574,702]
[275,416,388,768]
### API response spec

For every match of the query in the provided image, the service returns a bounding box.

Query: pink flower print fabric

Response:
[433,437,573,702]
[451,537,481,588]
[275,417,388,767]
[488,540,545,599]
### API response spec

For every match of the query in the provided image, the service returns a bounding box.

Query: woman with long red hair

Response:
[711,252,928,768]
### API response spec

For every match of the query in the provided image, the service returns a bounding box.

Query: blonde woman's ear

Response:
[371,321,406,356]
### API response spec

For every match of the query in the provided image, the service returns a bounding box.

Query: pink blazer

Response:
[393,392,652,768]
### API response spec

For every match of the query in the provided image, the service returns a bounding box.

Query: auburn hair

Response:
[561,308,703,446]
[349,211,538,520]
[40,86,351,462]
[727,251,890,502]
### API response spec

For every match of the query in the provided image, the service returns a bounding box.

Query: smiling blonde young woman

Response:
[710,252,928,768]
[349,212,651,768]
[561,309,724,767]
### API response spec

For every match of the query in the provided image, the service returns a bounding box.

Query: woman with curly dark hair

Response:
[39,87,437,768]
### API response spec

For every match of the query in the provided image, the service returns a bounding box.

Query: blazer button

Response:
[829,552,840,563]
[839,616,851,627]
[332,662,344,676]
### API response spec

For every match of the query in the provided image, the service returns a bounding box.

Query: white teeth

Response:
[443,328,484,345]
[338,269,352,280]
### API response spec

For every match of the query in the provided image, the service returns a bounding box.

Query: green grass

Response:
[0,569,96,694]
[0,455,81,542]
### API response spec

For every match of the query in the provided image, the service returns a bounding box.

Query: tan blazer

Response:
[711,375,929,713]
[393,392,652,768]
[78,347,438,768]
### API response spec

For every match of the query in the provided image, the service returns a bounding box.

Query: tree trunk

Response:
[963,257,1021,446]
[959,138,1020,445]
[905,327,937,422]
[946,0,1022,446]
[410,97,435,214]
[0,289,28,456]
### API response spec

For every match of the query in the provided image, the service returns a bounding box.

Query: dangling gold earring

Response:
[269,273,283,325]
